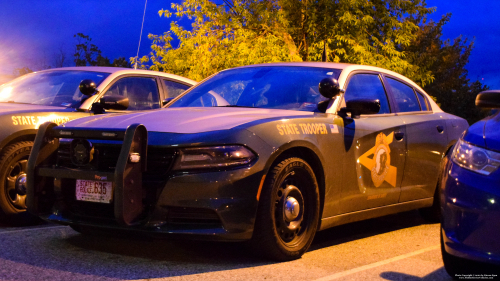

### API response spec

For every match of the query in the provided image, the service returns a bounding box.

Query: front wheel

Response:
[0,141,39,225]
[250,157,320,261]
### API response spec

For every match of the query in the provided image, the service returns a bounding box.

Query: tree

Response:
[404,14,488,123]
[136,0,302,81]
[73,33,113,67]
[138,0,434,83]
[13,67,33,77]
[73,33,131,68]
[111,57,131,68]
[74,33,100,66]
[53,44,67,68]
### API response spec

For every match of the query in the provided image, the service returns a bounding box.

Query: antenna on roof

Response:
[134,0,148,70]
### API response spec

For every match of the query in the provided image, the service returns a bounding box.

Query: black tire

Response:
[441,228,498,278]
[0,141,39,225]
[419,182,441,222]
[70,225,115,236]
[250,157,320,261]
[420,155,449,222]
[70,224,134,238]
[70,225,102,236]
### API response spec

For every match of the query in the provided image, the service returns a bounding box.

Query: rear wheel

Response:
[420,155,449,222]
[0,141,39,225]
[250,157,320,261]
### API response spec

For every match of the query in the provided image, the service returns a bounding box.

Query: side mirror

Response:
[319,77,342,99]
[162,97,175,106]
[99,95,129,110]
[340,98,381,118]
[79,79,97,96]
[476,90,500,108]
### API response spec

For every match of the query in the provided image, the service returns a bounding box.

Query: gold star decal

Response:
[357,132,397,187]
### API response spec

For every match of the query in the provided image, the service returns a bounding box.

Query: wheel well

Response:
[271,147,326,220]
[445,144,455,156]
[0,135,36,154]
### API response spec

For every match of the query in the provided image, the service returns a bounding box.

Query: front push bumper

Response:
[27,122,263,241]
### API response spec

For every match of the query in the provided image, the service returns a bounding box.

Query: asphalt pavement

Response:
[0,211,459,280]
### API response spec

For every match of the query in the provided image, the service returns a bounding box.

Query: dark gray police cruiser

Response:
[27,63,468,260]
[0,67,195,224]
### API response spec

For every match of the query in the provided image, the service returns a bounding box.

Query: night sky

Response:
[0,0,498,89]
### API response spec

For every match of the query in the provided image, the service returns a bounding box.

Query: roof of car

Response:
[228,62,442,113]
[34,66,196,85]
[231,62,412,84]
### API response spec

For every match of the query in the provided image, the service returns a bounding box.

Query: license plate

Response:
[75,180,113,203]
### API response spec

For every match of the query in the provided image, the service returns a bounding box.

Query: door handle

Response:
[395,132,404,141]
[437,125,444,133]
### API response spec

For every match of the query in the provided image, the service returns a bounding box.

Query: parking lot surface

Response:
[0,211,455,280]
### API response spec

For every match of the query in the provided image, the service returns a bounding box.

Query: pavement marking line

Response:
[314,244,440,281]
[0,225,66,235]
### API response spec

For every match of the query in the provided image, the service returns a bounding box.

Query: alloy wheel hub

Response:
[15,173,27,195]
[284,196,300,221]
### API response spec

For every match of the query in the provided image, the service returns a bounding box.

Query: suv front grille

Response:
[57,141,177,176]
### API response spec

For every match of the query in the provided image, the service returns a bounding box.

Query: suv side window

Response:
[162,79,191,98]
[416,91,430,111]
[344,74,391,114]
[386,78,420,112]
[103,77,160,110]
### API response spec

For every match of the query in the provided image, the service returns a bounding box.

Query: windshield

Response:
[169,66,342,111]
[0,70,110,107]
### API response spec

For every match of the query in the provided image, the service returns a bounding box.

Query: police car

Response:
[441,90,500,276]
[27,63,468,260]
[0,67,195,224]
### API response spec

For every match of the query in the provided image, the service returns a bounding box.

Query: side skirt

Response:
[319,198,433,231]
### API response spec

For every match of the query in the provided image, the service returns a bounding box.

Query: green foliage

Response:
[74,33,102,66]
[136,0,302,81]
[111,57,131,68]
[138,0,435,84]
[282,0,435,85]
[74,33,131,68]
[404,15,488,123]
[139,0,488,123]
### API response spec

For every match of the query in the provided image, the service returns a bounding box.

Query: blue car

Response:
[441,90,500,276]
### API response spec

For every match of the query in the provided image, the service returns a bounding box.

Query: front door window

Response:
[104,77,160,110]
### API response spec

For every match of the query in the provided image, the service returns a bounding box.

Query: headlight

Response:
[451,139,500,175]
[172,145,257,170]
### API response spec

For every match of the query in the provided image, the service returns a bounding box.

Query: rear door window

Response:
[162,79,191,98]
[416,91,430,111]
[386,78,420,112]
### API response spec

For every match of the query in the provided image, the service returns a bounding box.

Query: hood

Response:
[464,112,500,152]
[463,119,487,148]
[0,103,68,114]
[484,112,500,152]
[64,107,313,133]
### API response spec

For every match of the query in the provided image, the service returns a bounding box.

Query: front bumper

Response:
[441,160,500,265]
[27,123,266,241]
